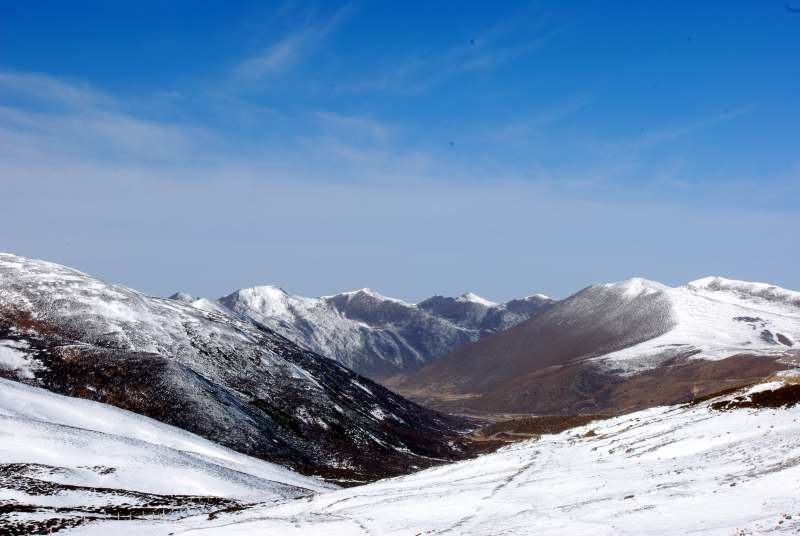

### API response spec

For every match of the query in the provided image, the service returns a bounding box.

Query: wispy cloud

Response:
[313,110,391,141]
[234,5,353,80]
[0,71,212,163]
[343,24,564,94]
[600,104,757,154]
[489,94,591,143]
[0,71,109,109]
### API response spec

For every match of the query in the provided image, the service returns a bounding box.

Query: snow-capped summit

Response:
[220,285,297,318]
[327,287,413,306]
[525,293,552,301]
[455,292,498,307]
[599,277,669,299]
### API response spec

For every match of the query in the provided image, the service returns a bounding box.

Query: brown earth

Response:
[709,383,800,411]
[393,282,798,417]
[395,353,791,416]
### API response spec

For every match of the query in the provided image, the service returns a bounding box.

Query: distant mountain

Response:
[0,253,473,483]
[397,277,800,415]
[190,286,554,380]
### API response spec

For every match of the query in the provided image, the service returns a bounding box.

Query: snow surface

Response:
[0,378,330,500]
[66,375,800,535]
[455,292,498,307]
[0,339,36,379]
[592,277,800,376]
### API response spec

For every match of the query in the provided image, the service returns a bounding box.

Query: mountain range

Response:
[3,253,800,533]
[396,277,800,415]
[171,285,554,380]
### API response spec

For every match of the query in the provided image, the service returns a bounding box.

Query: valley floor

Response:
[23,376,800,536]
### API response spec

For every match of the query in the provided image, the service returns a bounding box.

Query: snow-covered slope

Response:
[206,285,553,379]
[595,276,800,375]
[0,253,472,483]
[399,276,800,415]
[63,373,800,535]
[0,378,329,534]
[0,378,328,498]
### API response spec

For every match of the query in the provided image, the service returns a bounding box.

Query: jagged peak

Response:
[168,291,196,303]
[326,288,414,307]
[455,292,498,307]
[221,285,291,304]
[235,284,289,296]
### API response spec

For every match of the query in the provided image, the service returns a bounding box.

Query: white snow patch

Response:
[369,406,387,421]
[0,340,36,379]
[456,292,498,307]
[0,378,331,500]
[350,380,373,396]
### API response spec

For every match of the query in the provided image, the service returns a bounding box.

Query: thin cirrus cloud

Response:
[0,72,210,164]
[313,110,391,141]
[341,23,564,94]
[233,5,353,80]
[0,68,430,189]
[0,71,109,110]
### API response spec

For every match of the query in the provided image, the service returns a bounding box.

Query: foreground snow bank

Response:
[0,379,330,500]
[70,376,800,535]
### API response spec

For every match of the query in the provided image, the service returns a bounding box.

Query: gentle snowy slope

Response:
[0,378,328,498]
[66,374,800,535]
[0,378,329,533]
[595,277,800,375]
[208,285,553,379]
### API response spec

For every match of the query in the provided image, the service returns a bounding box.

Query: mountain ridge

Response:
[176,284,555,379]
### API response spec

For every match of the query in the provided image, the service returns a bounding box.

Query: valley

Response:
[2,253,799,534]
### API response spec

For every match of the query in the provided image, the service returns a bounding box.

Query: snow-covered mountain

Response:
[182,284,553,379]
[596,277,799,374]
[33,373,800,535]
[0,253,473,483]
[399,276,800,415]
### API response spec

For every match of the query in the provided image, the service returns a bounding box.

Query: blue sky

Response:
[1,1,798,301]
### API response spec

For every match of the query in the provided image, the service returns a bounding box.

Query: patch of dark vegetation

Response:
[475,414,610,439]
[733,316,763,323]
[0,514,92,536]
[710,384,800,411]
[686,384,755,406]
[761,330,777,344]
[776,333,794,347]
